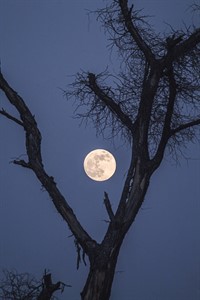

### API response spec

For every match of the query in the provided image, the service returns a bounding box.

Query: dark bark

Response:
[0,72,97,256]
[80,166,152,300]
[1,1,200,299]
[81,245,120,300]
[37,273,61,300]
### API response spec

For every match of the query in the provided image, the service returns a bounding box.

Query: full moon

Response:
[83,149,116,181]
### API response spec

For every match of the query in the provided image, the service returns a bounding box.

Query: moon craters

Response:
[83,149,116,181]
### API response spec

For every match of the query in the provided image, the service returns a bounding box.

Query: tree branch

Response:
[0,71,43,167]
[118,0,155,63]
[171,119,200,135]
[13,159,31,169]
[88,73,135,134]
[0,108,23,126]
[172,28,200,59]
[152,65,177,167]
[0,71,97,255]
[135,63,162,157]
[104,192,114,222]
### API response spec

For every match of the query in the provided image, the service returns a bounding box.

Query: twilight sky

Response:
[0,1,200,299]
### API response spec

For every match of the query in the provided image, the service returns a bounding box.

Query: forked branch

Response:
[0,71,97,255]
[118,0,155,63]
[88,72,135,134]
[0,108,23,126]
[173,28,200,59]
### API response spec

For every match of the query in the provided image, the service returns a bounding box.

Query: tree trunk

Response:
[37,273,61,300]
[80,169,151,300]
[81,244,121,300]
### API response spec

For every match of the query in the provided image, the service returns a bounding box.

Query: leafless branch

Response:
[0,71,97,256]
[173,28,200,59]
[118,0,155,63]
[13,159,31,168]
[152,64,177,166]
[1,1,200,298]
[0,269,41,300]
[87,72,135,133]
[0,108,23,126]
[104,192,115,222]
[171,119,200,135]
[65,70,136,142]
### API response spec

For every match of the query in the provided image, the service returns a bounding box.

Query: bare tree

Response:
[0,269,69,300]
[37,271,70,300]
[0,1,200,299]
[0,269,41,300]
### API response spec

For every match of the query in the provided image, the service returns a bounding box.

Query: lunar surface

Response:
[83,149,116,181]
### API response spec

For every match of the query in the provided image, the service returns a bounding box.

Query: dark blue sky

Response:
[0,1,200,299]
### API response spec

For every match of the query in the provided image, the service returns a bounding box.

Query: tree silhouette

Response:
[0,1,200,299]
[0,269,41,300]
[0,269,69,300]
